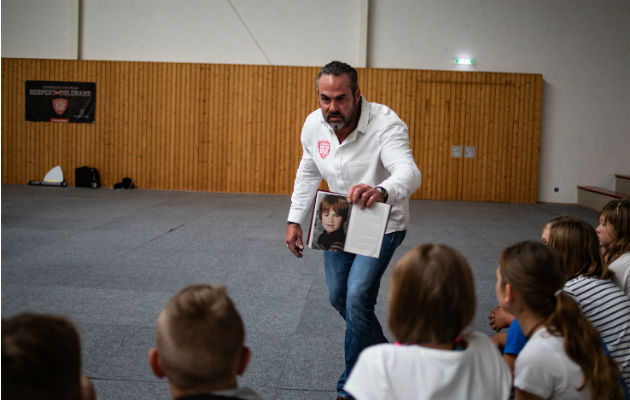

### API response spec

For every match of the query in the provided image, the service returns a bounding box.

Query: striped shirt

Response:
[564,275,630,388]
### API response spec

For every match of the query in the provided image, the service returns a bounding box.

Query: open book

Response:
[307,190,392,258]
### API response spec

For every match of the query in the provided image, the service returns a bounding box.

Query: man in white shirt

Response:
[285,61,421,400]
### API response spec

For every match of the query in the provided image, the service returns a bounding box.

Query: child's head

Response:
[2,313,83,400]
[540,215,569,245]
[388,243,476,345]
[597,200,630,261]
[149,285,249,393]
[319,195,349,233]
[497,241,564,317]
[545,216,610,280]
[497,241,624,399]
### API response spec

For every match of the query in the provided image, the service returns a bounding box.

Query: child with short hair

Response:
[316,194,350,251]
[148,284,262,400]
[344,243,511,400]
[597,199,630,295]
[2,313,96,400]
[497,241,623,399]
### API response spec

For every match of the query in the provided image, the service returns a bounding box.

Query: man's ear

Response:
[148,348,166,378]
[354,88,361,104]
[236,346,251,376]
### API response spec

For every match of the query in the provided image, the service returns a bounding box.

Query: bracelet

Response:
[287,221,300,226]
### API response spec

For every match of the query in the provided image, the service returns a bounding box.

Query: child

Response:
[148,284,262,400]
[488,216,568,373]
[546,216,630,389]
[344,243,511,400]
[316,194,349,251]
[2,313,96,400]
[497,241,623,399]
[597,199,630,295]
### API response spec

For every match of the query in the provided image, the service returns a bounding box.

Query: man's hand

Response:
[285,223,304,258]
[347,184,386,209]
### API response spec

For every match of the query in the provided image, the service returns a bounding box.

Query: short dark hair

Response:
[2,313,82,400]
[316,61,359,94]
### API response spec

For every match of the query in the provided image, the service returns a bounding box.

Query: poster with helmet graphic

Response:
[25,81,95,123]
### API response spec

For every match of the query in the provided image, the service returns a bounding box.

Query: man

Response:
[285,61,421,399]
[148,284,262,400]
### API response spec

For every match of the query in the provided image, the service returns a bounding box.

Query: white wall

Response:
[1,0,78,59]
[80,0,364,66]
[2,0,628,203]
[368,0,630,203]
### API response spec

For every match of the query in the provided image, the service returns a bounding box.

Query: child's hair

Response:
[388,243,476,345]
[541,215,569,239]
[2,313,82,400]
[499,241,623,400]
[155,284,245,391]
[547,216,613,280]
[600,200,630,263]
[318,194,349,222]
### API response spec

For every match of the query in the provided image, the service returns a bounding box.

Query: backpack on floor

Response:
[113,177,135,189]
[75,166,100,188]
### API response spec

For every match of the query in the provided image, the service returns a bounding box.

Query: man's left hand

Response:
[347,184,385,209]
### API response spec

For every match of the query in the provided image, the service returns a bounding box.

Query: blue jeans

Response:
[323,230,406,399]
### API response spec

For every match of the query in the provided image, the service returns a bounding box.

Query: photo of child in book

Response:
[316,194,350,251]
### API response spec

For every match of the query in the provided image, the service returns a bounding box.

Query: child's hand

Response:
[488,305,515,332]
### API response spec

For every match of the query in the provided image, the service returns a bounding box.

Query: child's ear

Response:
[148,348,166,378]
[236,346,251,376]
[503,283,515,304]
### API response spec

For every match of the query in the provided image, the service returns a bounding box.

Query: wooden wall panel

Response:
[1,58,541,202]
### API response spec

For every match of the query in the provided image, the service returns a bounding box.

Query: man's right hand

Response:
[285,223,304,258]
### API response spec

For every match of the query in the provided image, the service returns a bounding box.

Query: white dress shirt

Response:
[288,97,421,234]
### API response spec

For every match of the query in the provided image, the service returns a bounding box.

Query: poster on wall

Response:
[25,81,96,123]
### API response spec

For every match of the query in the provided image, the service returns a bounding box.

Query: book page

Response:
[307,191,352,251]
[343,202,391,258]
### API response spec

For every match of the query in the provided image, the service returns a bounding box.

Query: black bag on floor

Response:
[113,177,135,189]
[75,166,100,188]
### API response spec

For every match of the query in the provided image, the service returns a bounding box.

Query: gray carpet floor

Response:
[1,184,598,400]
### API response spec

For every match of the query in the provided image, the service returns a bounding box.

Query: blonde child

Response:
[148,284,262,400]
[345,244,511,400]
[597,199,630,295]
[497,241,623,399]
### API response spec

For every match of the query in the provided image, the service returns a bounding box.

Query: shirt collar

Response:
[355,96,369,136]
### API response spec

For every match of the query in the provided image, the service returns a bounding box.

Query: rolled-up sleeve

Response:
[378,122,421,203]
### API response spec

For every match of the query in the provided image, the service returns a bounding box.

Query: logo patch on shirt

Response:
[318,140,331,159]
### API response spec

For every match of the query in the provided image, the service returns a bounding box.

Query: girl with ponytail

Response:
[496,241,623,400]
